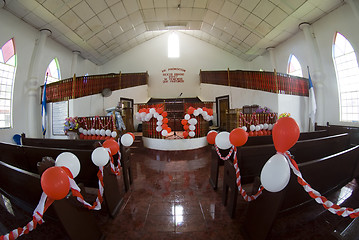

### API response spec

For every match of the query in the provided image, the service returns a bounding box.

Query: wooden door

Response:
[216,95,229,131]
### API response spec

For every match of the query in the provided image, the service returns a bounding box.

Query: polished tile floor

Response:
[1,145,359,240]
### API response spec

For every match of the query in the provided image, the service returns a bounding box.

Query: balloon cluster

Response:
[206,127,248,149]
[182,107,214,138]
[136,108,171,137]
[41,152,81,200]
[260,117,300,192]
[78,127,117,140]
[247,123,273,136]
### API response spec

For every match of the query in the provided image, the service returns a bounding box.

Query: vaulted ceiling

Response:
[3,0,344,65]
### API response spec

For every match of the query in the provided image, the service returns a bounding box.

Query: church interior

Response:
[1,0,359,239]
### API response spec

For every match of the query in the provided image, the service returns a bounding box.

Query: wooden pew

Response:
[21,134,133,192]
[0,160,104,240]
[315,123,359,145]
[0,142,124,218]
[222,133,351,218]
[242,145,359,240]
[209,130,331,190]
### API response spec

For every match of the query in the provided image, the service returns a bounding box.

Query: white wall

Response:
[250,3,359,128]
[0,9,98,142]
[101,31,249,99]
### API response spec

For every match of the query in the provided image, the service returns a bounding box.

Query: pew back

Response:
[243,145,359,240]
[238,133,351,184]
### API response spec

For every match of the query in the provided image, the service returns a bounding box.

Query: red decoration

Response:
[103,139,119,155]
[188,107,195,115]
[229,128,248,147]
[162,111,168,117]
[181,119,188,125]
[206,131,218,145]
[272,117,300,153]
[41,167,70,200]
[128,132,135,140]
[163,118,169,124]
[183,131,189,138]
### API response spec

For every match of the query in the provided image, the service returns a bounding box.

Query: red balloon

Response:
[207,109,213,116]
[188,107,195,115]
[258,130,263,136]
[105,136,111,140]
[162,124,168,129]
[157,108,164,114]
[272,117,300,153]
[60,166,73,179]
[249,131,254,137]
[96,135,101,140]
[181,119,188,125]
[206,131,218,145]
[100,136,106,140]
[183,125,189,131]
[183,131,189,138]
[253,131,258,136]
[79,134,84,139]
[103,139,119,155]
[167,127,172,133]
[203,107,208,112]
[162,111,168,118]
[41,166,70,200]
[128,132,135,140]
[145,108,150,113]
[229,128,248,147]
[163,118,169,124]
[91,135,97,140]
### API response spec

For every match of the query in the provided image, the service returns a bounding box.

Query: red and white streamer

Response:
[109,153,121,175]
[0,193,53,240]
[233,147,264,201]
[215,146,263,201]
[215,145,235,161]
[284,152,359,218]
[69,167,104,210]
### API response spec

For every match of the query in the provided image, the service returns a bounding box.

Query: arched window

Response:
[333,32,359,122]
[168,32,180,58]
[45,58,61,84]
[0,38,16,128]
[287,54,303,77]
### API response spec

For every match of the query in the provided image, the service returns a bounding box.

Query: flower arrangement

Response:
[255,106,272,114]
[64,117,79,134]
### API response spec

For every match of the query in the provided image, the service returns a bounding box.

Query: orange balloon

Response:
[272,117,300,153]
[162,111,168,118]
[183,125,189,131]
[207,109,213,116]
[206,131,218,145]
[103,138,119,155]
[253,131,258,136]
[257,130,263,136]
[41,166,70,200]
[183,131,189,138]
[249,131,254,137]
[229,128,248,147]
[167,127,171,133]
[157,108,164,114]
[162,124,168,129]
[163,118,169,124]
[181,119,188,125]
[188,107,195,115]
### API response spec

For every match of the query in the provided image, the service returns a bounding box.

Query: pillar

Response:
[266,47,277,71]
[71,50,80,76]
[299,23,325,126]
[27,29,51,137]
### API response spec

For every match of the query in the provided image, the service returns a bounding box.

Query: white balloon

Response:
[157,115,163,121]
[121,133,134,147]
[149,108,156,114]
[100,129,106,136]
[188,118,198,125]
[215,132,232,150]
[154,112,159,119]
[161,129,168,136]
[263,123,269,130]
[95,129,100,135]
[193,110,199,116]
[140,112,146,118]
[189,131,195,137]
[255,125,261,131]
[78,127,84,133]
[156,126,162,132]
[184,114,190,120]
[157,121,163,126]
[197,108,203,114]
[259,124,264,130]
[105,129,112,136]
[260,153,290,192]
[189,124,196,131]
[202,111,208,117]
[83,130,88,135]
[55,152,81,178]
[268,124,273,130]
[90,128,96,135]
[241,126,248,132]
[250,125,255,132]
[91,147,109,167]
[111,131,117,138]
